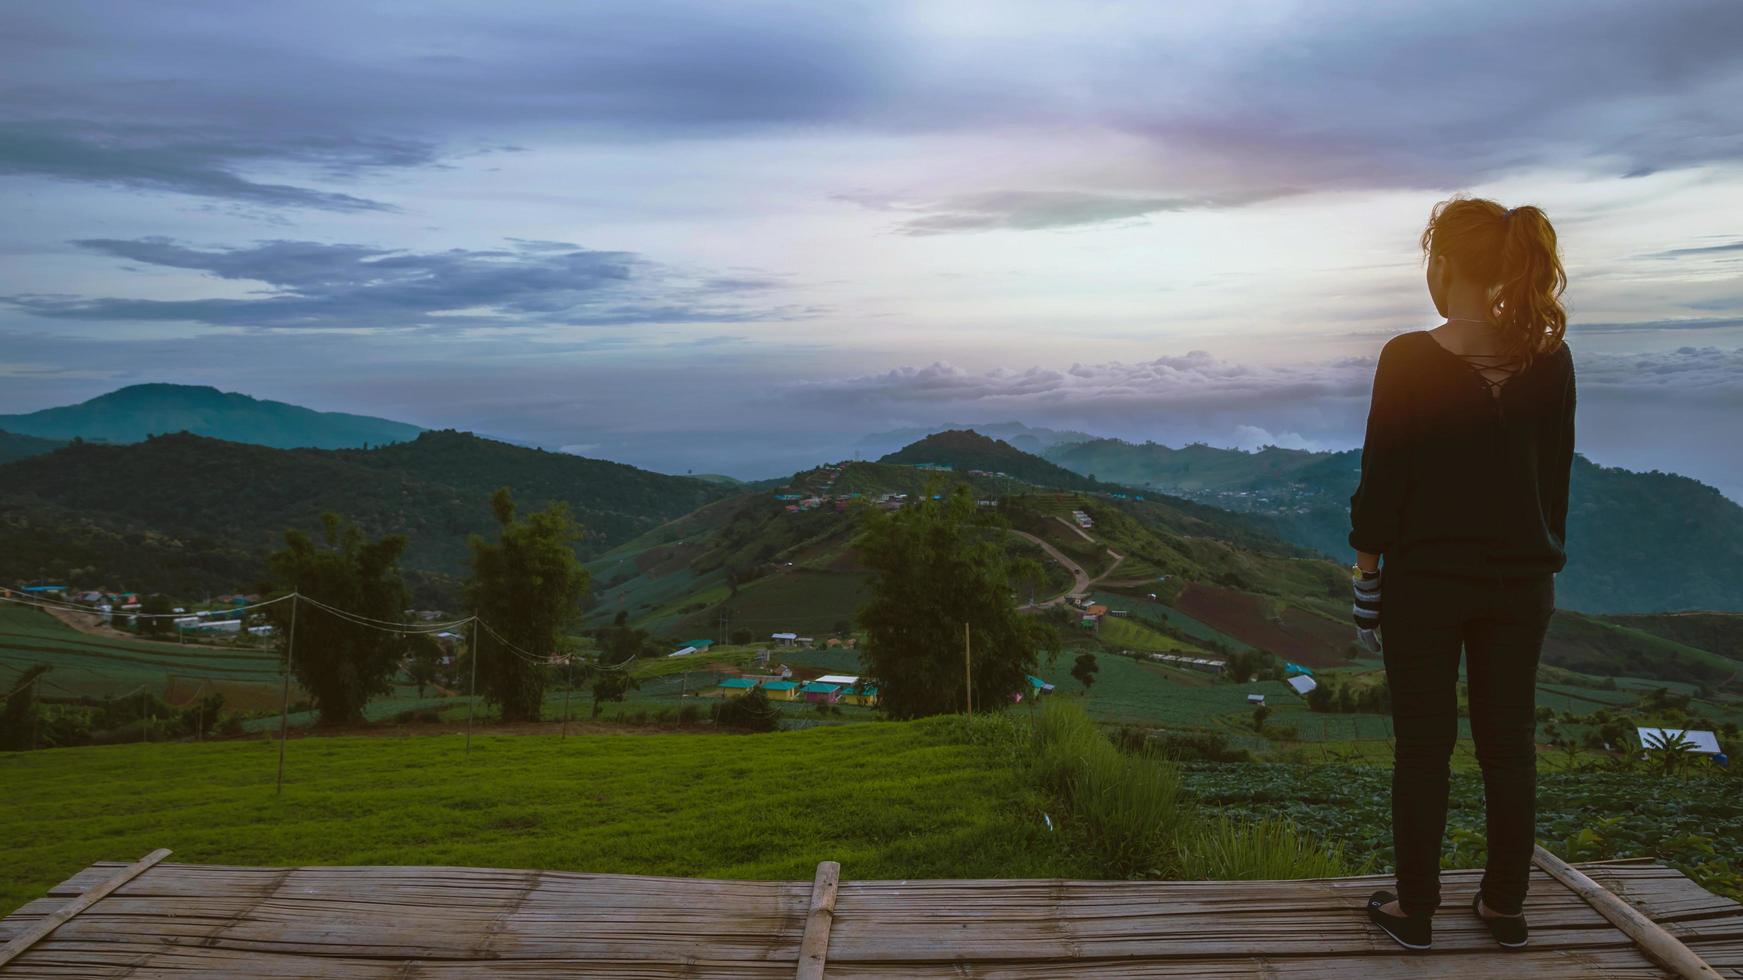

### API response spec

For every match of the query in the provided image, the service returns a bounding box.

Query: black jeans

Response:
[1382,567,1556,916]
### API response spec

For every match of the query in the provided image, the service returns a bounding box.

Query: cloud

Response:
[1,237,811,330]
[791,351,1366,414]
[1647,239,1743,259]
[1573,346,1743,391]
[840,188,1296,235]
[1572,317,1743,335]
[0,120,434,211]
[4,2,1743,213]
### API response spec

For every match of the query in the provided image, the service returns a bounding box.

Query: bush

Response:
[1148,730,1253,764]
[713,689,781,732]
[677,703,702,725]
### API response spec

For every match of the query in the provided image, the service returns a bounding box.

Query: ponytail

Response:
[1421,197,1567,363]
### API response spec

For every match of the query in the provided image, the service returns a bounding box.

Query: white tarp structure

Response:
[669,646,698,658]
[1286,674,1318,696]
[1637,727,1722,754]
[1246,693,1266,705]
[815,674,859,687]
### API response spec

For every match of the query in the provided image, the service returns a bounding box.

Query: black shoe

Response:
[1366,890,1432,951]
[1472,891,1529,949]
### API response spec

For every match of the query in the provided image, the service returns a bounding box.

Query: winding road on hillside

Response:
[1012,530,1125,608]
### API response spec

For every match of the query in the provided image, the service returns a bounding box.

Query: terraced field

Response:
[0,604,285,710]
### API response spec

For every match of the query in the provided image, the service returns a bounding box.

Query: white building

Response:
[1637,727,1722,754]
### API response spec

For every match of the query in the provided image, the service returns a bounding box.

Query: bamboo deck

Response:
[3,856,1740,978]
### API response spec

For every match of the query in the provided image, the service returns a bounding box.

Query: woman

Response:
[1349,197,1576,952]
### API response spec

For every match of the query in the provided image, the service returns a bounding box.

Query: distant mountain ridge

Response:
[1041,437,1743,614]
[0,383,425,450]
[0,430,64,464]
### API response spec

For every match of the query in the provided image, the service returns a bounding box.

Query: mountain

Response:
[0,430,64,464]
[879,430,1102,491]
[0,431,728,603]
[0,383,424,449]
[854,421,1097,458]
[1042,438,1743,615]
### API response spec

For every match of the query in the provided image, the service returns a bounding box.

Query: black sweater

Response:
[1348,330,1576,578]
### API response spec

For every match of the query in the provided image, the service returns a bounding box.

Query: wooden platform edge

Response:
[1532,844,1722,980]
[0,848,171,970]
[794,860,840,980]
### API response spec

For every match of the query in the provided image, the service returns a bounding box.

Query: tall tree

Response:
[467,488,590,722]
[857,483,1054,719]
[266,515,410,727]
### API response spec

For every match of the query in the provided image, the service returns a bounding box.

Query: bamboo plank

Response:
[1534,844,1725,980]
[0,848,169,969]
[795,860,840,980]
[4,857,1739,979]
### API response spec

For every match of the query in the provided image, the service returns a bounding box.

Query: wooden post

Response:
[465,618,478,757]
[964,621,972,718]
[1531,845,1723,980]
[561,657,572,739]
[794,860,840,980]
[0,848,172,969]
[276,594,298,796]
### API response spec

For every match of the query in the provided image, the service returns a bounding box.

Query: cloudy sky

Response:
[3,1,1742,498]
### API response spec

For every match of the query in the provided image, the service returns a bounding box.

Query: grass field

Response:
[0,718,1079,918]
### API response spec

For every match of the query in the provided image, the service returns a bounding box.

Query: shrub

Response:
[677,703,702,725]
[713,689,781,732]
[1148,730,1253,764]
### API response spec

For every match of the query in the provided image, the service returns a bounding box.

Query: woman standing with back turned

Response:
[1349,197,1576,952]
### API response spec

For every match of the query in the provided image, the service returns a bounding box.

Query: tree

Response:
[136,594,174,637]
[1071,652,1100,689]
[266,515,410,727]
[856,483,1055,719]
[729,627,754,646]
[1252,703,1272,733]
[467,488,591,722]
[405,633,444,698]
[589,611,645,714]
[0,665,50,750]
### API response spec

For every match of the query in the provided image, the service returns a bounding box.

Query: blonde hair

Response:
[1420,197,1567,361]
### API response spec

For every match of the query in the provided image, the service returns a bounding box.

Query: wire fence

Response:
[0,589,643,790]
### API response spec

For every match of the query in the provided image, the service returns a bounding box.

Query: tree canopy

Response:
[467,488,590,722]
[856,484,1054,719]
[266,514,410,727]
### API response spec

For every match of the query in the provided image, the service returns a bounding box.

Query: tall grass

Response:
[1026,702,1355,881]
[1177,816,1358,880]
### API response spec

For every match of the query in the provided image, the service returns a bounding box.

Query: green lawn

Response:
[0,718,1078,918]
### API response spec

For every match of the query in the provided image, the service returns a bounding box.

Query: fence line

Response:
[1,590,642,784]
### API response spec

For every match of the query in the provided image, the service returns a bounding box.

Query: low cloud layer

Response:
[3,237,807,330]
[842,188,1297,235]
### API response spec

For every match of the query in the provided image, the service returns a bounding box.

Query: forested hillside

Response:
[0,431,727,602]
[881,430,1101,491]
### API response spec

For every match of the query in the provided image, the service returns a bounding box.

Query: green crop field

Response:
[0,718,1078,918]
[0,603,285,709]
